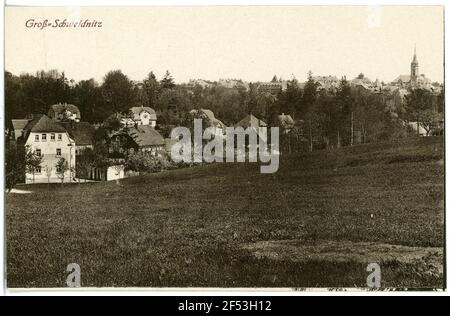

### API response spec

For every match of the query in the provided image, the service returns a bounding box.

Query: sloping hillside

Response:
[6,137,444,288]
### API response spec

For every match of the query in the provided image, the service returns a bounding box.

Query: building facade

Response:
[391,47,432,89]
[128,106,157,127]
[22,115,76,183]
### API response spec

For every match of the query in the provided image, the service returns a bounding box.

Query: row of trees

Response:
[5,69,444,152]
[5,69,177,123]
[5,144,72,191]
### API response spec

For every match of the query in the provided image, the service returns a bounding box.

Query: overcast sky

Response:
[5,6,444,84]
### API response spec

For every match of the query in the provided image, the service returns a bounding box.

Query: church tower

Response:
[410,45,419,86]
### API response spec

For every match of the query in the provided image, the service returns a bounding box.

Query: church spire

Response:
[410,45,419,85]
[412,44,418,64]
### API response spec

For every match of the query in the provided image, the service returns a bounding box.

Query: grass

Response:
[6,136,444,289]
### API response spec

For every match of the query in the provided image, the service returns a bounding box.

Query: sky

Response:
[5,6,445,84]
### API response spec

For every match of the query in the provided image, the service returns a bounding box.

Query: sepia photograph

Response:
[2,4,445,292]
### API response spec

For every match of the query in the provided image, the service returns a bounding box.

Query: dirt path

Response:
[243,239,443,273]
[7,188,33,194]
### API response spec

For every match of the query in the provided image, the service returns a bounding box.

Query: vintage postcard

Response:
[3,4,445,293]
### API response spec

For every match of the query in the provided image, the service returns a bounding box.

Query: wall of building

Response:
[107,165,125,181]
[25,131,76,183]
[139,111,157,127]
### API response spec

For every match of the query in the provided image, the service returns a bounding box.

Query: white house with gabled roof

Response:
[128,106,157,127]
[21,114,76,183]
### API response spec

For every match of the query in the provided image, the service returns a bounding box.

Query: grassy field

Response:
[6,136,444,289]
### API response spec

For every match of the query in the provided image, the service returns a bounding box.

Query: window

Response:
[56,148,61,156]
[35,135,39,142]
[58,134,62,141]
[50,133,55,141]
[36,166,41,173]
[42,133,47,141]
[35,149,41,157]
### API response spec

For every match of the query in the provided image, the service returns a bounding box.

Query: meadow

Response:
[6,137,444,288]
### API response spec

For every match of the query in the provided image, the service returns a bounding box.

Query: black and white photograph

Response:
[1,3,446,294]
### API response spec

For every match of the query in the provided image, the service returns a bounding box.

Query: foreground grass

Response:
[6,137,444,288]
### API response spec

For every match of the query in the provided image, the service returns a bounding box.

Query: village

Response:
[5,48,444,187]
[4,5,445,291]
[7,103,284,184]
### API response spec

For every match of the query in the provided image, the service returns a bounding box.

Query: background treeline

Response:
[5,69,444,149]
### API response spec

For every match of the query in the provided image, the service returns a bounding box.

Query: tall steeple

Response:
[411,44,419,85]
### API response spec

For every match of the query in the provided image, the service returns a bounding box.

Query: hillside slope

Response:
[6,137,444,288]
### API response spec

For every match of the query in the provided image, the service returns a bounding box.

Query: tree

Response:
[301,71,319,114]
[72,79,102,122]
[45,166,53,186]
[101,70,137,116]
[304,103,327,152]
[140,71,160,108]
[25,146,44,184]
[56,157,69,186]
[160,70,175,90]
[335,77,353,147]
[5,143,27,192]
[420,108,441,136]
[76,148,96,182]
[276,78,301,118]
[5,70,73,121]
[301,71,320,146]
[404,88,438,136]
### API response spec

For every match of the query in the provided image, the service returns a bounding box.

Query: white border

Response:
[1,0,448,296]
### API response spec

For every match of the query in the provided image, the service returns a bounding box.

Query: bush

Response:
[124,151,176,173]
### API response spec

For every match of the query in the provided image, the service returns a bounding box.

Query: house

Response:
[108,125,165,158]
[106,106,158,129]
[391,47,433,90]
[350,74,382,93]
[48,103,81,122]
[20,114,76,183]
[235,114,268,141]
[59,121,96,155]
[128,106,157,127]
[407,121,428,136]
[311,75,340,92]
[190,108,227,135]
[218,78,249,90]
[187,79,215,89]
[87,165,125,182]
[257,81,288,94]
[235,114,267,129]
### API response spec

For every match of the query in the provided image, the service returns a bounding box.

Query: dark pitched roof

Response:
[190,108,227,129]
[127,125,165,147]
[27,115,67,133]
[22,114,44,132]
[393,75,411,83]
[235,114,267,129]
[59,122,95,146]
[129,106,156,116]
[18,114,67,143]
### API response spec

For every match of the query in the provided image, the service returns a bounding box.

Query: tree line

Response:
[5,69,444,149]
